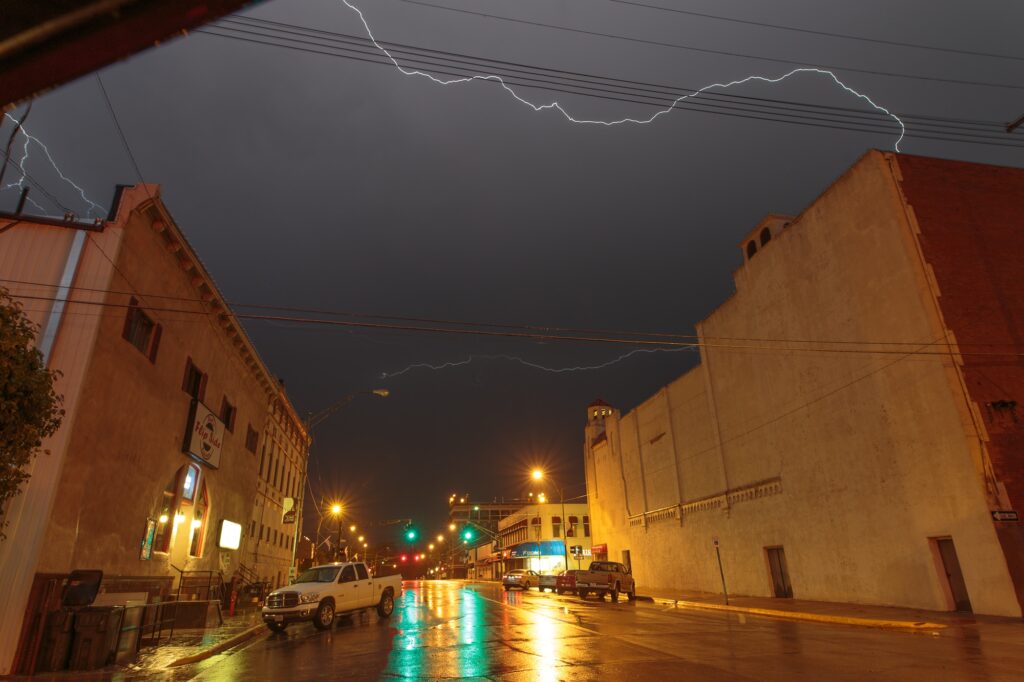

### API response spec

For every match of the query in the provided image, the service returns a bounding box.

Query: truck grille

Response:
[266,592,298,609]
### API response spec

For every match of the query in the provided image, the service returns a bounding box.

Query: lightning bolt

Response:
[2,112,106,218]
[340,0,906,150]
[382,346,695,379]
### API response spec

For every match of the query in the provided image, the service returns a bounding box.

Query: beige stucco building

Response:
[0,184,308,673]
[584,151,1024,617]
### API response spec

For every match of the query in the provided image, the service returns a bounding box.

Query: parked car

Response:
[502,569,539,591]
[262,561,402,632]
[538,573,559,592]
[555,569,583,595]
[573,561,636,602]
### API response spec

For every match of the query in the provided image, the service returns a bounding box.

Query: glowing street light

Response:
[330,504,342,515]
[436,534,444,543]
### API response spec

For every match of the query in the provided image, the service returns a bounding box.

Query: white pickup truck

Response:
[262,561,402,632]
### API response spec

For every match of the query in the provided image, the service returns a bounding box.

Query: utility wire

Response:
[8,290,1024,358]
[4,276,1021,351]
[396,0,1024,91]
[222,16,1010,136]
[196,25,1024,148]
[608,0,1024,63]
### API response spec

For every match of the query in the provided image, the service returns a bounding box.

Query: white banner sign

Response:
[185,400,224,468]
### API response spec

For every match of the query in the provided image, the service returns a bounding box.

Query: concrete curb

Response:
[165,623,265,668]
[645,597,947,632]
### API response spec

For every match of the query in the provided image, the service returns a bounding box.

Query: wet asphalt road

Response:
[147,580,1024,680]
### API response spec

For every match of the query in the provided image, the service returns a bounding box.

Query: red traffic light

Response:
[400,554,408,563]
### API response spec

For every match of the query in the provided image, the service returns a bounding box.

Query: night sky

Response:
[3,0,1022,543]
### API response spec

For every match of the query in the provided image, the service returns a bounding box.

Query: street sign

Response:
[992,510,1019,522]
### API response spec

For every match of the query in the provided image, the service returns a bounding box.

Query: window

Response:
[746,240,757,259]
[181,463,200,502]
[340,565,356,583]
[246,425,259,454]
[760,227,772,246]
[259,444,266,475]
[122,297,161,361]
[355,564,369,580]
[583,515,591,537]
[552,516,562,538]
[153,483,176,553]
[189,483,209,557]
[220,397,236,433]
[260,524,265,541]
[182,359,207,400]
[568,516,579,538]
[250,520,256,538]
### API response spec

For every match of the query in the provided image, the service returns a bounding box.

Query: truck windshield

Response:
[295,566,341,584]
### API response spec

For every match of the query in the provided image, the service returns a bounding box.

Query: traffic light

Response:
[400,554,408,563]
[463,528,474,542]
[405,523,418,542]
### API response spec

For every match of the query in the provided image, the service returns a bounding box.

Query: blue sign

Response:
[508,540,565,558]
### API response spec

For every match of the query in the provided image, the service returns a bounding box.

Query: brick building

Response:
[0,184,308,673]
[584,151,1024,617]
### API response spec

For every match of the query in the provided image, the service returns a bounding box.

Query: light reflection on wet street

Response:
[69,580,1024,681]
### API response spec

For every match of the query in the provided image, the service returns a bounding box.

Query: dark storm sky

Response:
[4,0,1022,543]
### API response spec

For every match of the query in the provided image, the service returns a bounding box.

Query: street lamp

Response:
[531,469,569,573]
[329,504,344,561]
[292,389,389,573]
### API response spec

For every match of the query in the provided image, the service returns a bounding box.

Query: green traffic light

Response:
[463,530,473,540]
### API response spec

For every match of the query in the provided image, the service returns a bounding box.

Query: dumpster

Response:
[68,606,124,671]
[36,609,75,672]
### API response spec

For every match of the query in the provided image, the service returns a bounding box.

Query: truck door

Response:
[337,564,359,610]
[352,563,371,607]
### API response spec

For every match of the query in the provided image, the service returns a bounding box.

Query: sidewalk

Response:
[121,608,265,673]
[636,587,1019,632]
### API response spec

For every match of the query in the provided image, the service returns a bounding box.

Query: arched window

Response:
[746,240,757,259]
[760,227,772,246]
[551,516,562,538]
[153,477,177,553]
[189,482,209,557]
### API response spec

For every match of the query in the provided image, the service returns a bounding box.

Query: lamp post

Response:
[330,504,343,562]
[532,469,569,573]
[290,389,389,572]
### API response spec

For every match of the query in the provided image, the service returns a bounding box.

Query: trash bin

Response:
[36,609,75,672]
[68,606,124,671]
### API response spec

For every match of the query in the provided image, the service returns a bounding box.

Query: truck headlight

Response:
[299,592,320,604]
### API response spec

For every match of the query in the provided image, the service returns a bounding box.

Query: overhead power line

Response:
[608,0,1024,63]
[396,0,1024,91]
[6,286,1024,359]
[196,20,1024,149]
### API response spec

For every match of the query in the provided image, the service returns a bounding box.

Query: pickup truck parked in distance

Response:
[573,561,636,602]
[262,561,402,632]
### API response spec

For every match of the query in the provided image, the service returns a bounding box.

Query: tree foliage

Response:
[0,287,63,540]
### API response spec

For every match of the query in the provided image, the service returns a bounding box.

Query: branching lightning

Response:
[2,112,106,218]
[382,346,695,379]
[340,0,906,150]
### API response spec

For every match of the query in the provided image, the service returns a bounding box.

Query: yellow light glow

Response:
[532,469,543,481]
[436,535,444,542]
[448,523,456,531]
[349,524,357,532]
[538,493,547,503]
[358,535,364,542]
[429,543,435,550]
[191,519,202,530]
[459,497,465,503]
[330,504,342,515]
[158,514,169,524]
[173,514,186,525]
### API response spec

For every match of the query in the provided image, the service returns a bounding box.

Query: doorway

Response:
[935,537,972,612]
[766,546,793,598]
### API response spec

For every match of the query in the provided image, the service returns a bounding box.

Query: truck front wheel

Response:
[377,590,395,618]
[313,600,335,630]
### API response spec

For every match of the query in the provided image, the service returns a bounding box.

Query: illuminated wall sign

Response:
[183,400,224,469]
[218,519,242,550]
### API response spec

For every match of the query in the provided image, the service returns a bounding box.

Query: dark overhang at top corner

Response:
[1,0,258,109]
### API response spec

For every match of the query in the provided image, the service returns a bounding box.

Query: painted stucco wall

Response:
[585,151,1020,616]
